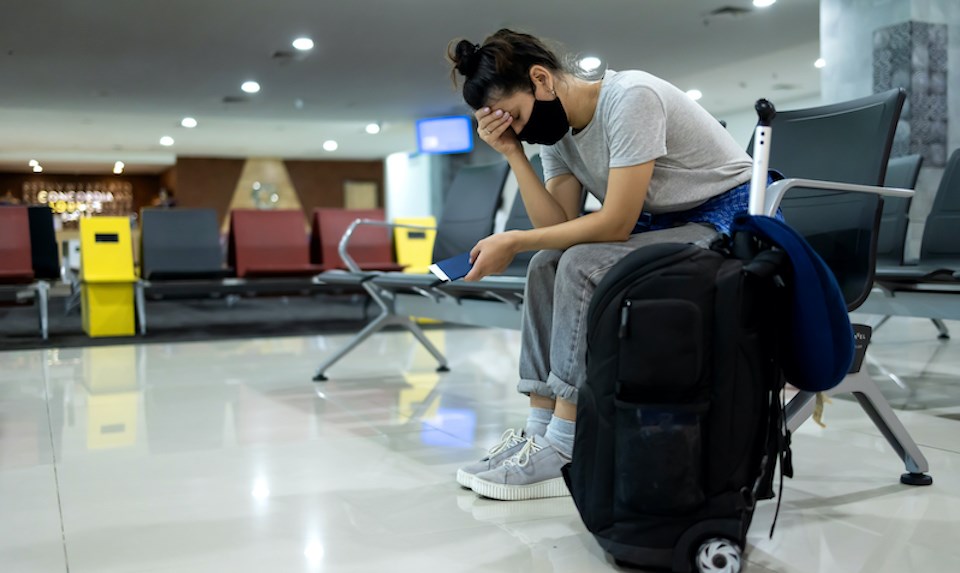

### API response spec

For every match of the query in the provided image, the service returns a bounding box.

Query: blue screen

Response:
[416,115,474,154]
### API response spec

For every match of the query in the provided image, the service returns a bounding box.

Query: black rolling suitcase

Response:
[562,101,823,573]
[564,238,786,573]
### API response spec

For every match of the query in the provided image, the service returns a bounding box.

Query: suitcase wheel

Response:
[695,538,742,573]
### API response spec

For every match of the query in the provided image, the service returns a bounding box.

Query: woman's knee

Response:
[527,249,563,277]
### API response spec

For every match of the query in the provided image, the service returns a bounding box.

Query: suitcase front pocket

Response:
[614,401,707,515]
[617,299,704,402]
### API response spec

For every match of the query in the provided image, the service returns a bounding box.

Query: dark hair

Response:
[448,29,564,110]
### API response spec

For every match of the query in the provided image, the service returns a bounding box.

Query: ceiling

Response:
[0,0,821,175]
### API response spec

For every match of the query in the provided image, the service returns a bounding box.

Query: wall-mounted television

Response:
[416,115,474,155]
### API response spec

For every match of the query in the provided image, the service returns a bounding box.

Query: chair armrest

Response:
[763,178,915,217]
[339,219,437,273]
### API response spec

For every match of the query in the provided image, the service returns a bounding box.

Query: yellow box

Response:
[79,217,137,282]
[79,217,137,337]
[394,216,436,275]
[82,283,136,337]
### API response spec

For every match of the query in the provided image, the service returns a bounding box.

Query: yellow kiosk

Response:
[79,217,138,337]
[393,216,436,274]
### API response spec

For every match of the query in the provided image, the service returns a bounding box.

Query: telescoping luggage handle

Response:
[748,99,776,216]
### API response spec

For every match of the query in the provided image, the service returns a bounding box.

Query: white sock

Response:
[525,407,553,437]
[543,416,575,459]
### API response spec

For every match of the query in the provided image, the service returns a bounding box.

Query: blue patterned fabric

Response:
[633,174,783,236]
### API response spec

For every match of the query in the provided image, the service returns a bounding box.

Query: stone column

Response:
[821,0,958,260]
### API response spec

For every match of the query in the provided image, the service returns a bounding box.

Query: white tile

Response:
[2,323,958,572]
[0,467,68,572]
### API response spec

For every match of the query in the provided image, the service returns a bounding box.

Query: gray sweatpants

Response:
[517,223,718,405]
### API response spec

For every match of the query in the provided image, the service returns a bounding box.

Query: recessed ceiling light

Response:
[33,165,43,173]
[323,140,338,152]
[753,0,776,7]
[578,56,602,72]
[814,58,826,69]
[29,159,39,167]
[181,117,198,128]
[365,123,381,135]
[292,37,314,51]
[159,136,175,146]
[685,89,703,101]
[241,81,261,94]
[113,161,124,175]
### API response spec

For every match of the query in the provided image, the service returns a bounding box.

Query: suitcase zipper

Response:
[618,300,631,339]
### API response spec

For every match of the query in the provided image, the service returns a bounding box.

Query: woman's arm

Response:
[465,161,653,280]
[508,152,582,228]
[516,161,653,250]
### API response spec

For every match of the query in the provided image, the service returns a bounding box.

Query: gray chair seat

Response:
[316,270,381,287]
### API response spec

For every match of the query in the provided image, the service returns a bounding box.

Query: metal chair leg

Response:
[931,318,950,340]
[785,370,931,485]
[36,281,50,341]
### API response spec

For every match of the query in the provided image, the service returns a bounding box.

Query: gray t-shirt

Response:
[541,70,753,214]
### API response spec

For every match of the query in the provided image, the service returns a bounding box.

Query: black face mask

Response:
[517,95,570,145]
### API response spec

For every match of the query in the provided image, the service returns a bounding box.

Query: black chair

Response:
[749,89,931,485]
[871,149,960,340]
[140,208,230,281]
[27,205,61,281]
[878,148,960,278]
[432,161,510,261]
[312,161,510,380]
[876,154,923,266]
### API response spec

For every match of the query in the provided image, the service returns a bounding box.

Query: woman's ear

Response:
[528,65,555,97]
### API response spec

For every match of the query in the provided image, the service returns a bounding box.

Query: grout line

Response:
[41,362,71,573]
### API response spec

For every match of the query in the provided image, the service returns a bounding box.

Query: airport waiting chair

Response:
[27,205,61,281]
[311,161,510,380]
[865,148,960,337]
[0,206,35,283]
[870,154,950,339]
[0,206,51,339]
[140,208,230,281]
[228,209,323,278]
[312,208,404,272]
[747,88,931,485]
[875,148,960,280]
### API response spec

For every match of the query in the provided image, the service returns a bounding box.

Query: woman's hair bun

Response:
[452,39,482,77]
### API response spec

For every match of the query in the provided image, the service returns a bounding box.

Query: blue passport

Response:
[428,252,474,282]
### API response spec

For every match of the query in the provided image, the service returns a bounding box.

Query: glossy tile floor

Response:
[1,317,958,572]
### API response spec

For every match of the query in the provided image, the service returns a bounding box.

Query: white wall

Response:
[385,152,435,221]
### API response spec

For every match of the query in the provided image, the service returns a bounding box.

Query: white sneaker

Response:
[471,435,571,501]
[456,428,528,488]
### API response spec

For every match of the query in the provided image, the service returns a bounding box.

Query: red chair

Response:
[312,208,404,272]
[0,206,50,340]
[0,206,35,283]
[227,210,324,278]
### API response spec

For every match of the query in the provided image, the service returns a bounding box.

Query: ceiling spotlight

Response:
[113,161,124,175]
[181,117,198,128]
[323,140,338,152]
[753,0,776,7]
[814,58,826,69]
[33,165,43,173]
[578,56,602,73]
[159,136,175,146]
[241,81,261,94]
[365,123,381,135]
[29,159,39,167]
[685,89,703,101]
[292,37,314,51]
